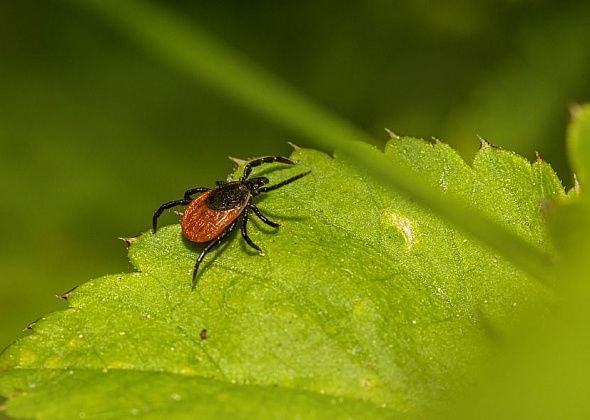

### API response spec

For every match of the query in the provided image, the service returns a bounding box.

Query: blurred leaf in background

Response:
[1,0,589,361]
[439,105,590,420]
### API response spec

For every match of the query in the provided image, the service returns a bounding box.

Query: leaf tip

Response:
[535,151,544,163]
[430,136,443,144]
[384,128,400,139]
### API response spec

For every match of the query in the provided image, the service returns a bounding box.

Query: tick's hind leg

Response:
[192,220,238,289]
[248,203,280,228]
[152,199,190,233]
[240,212,263,254]
[241,156,294,180]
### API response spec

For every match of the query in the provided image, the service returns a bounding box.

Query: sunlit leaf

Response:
[0,139,564,418]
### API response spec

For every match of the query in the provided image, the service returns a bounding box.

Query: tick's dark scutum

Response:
[206,182,250,211]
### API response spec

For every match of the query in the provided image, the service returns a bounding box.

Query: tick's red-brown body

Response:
[151,155,311,289]
[181,188,251,242]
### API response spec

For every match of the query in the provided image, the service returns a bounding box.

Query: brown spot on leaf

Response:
[200,329,208,340]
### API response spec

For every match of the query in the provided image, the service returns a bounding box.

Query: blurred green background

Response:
[1,0,589,352]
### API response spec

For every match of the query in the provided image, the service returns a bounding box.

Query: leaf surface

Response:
[0,139,563,418]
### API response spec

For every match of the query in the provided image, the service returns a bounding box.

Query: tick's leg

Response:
[248,203,280,228]
[183,187,210,200]
[152,199,190,233]
[259,170,311,193]
[192,220,238,289]
[241,156,294,181]
[241,211,263,253]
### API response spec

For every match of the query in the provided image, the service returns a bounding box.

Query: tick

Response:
[152,156,310,288]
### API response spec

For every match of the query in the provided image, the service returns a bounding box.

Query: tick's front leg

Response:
[152,199,190,233]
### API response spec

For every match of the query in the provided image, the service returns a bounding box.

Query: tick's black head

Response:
[245,176,269,194]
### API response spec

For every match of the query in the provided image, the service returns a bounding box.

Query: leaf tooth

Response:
[118,236,138,248]
[287,141,302,150]
[56,285,79,301]
[24,318,39,331]
[477,134,501,150]
[228,156,247,167]
[384,128,400,139]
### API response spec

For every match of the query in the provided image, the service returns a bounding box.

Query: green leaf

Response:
[0,139,564,418]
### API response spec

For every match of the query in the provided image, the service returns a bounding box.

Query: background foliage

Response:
[1,0,590,400]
